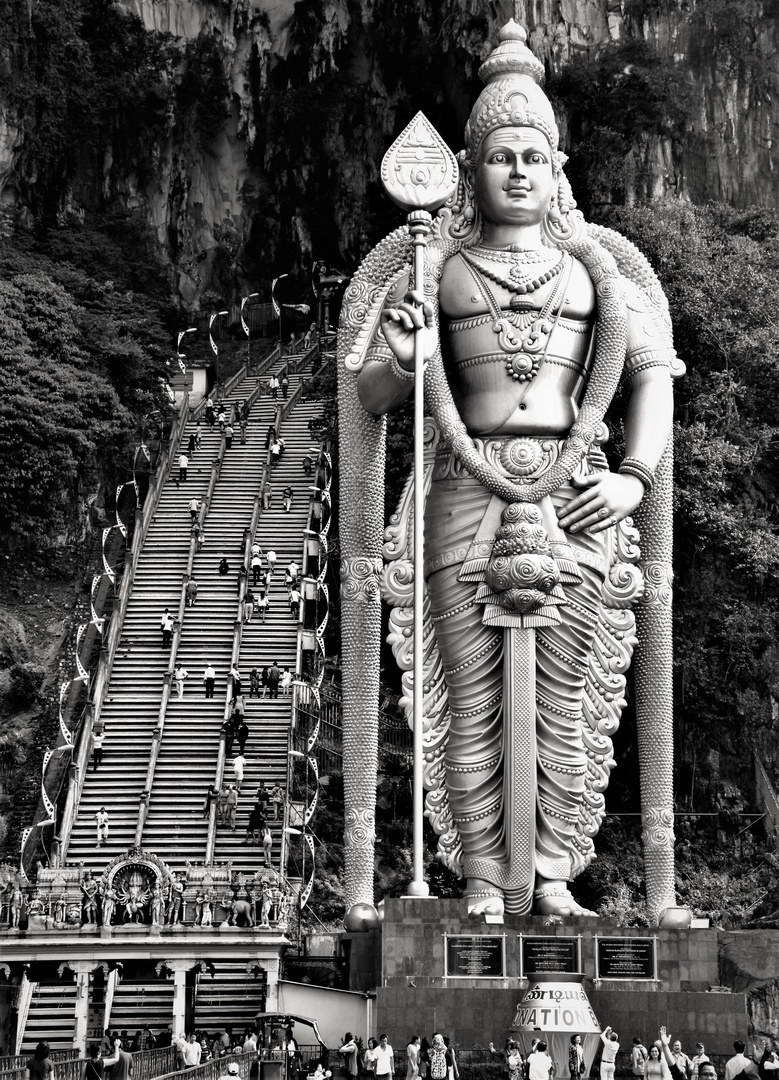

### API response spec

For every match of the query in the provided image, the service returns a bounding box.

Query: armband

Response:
[618,456,655,493]
[389,354,416,383]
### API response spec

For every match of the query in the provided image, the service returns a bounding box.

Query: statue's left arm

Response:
[557,278,674,534]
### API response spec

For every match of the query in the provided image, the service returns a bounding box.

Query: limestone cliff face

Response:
[0,0,776,309]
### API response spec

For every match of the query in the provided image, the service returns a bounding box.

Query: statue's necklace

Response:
[459,250,573,381]
[461,246,565,297]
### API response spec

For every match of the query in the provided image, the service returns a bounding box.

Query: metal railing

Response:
[0,1047,176,1080]
[152,1051,253,1080]
[54,394,190,865]
[135,410,231,847]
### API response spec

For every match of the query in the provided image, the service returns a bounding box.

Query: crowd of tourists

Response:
[22,1025,770,1080]
[482,1028,765,1080]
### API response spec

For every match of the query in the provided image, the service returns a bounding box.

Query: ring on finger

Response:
[597,507,608,519]
[608,516,617,526]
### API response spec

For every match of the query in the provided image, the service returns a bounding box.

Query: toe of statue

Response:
[534,888,596,917]
[466,891,505,917]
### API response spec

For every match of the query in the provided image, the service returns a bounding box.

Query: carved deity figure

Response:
[340,20,682,919]
[168,875,184,924]
[151,884,165,926]
[81,872,99,924]
[259,883,272,927]
[115,867,152,923]
[101,886,117,927]
[9,882,23,928]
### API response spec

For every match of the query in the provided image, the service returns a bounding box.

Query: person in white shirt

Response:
[184,1033,202,1067]
[174,664,188,701]
[95,807,109,846]
[233,754,246,791]
[160,608,173,648]
[762,1053,779,1076]
[724,1044,758,1080]
[174,1033,188,1070]
[178,453,188,482]
[203,663,216,698]
[266,549,277,576]
[600,1028,619,1080]
[527,1043,554,1080]
[374,1036,394,1080]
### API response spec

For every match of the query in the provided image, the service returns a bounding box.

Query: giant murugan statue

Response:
[337,19,683,921]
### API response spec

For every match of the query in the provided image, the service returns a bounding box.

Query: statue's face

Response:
[473,126,554,227]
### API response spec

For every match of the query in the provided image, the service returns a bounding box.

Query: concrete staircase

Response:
[21,981,78,1054]
[108,974,174,1040]
[194,961,267,1035]
[65,351,322,881]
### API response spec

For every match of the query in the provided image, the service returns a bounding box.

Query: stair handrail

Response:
[190,343,277,423]
[204,601,244,864]
[12,972,34,1055]
[103,966,119,1042]
[56,394,190,864]
[136,435,228,846]
[1,1048,178,1080]
[221,363,249,403]
[131,1047,178,1080]
[149,1051,253,1080]
[204,380,272,863]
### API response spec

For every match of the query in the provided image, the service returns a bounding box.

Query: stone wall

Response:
[356,899,751,1052]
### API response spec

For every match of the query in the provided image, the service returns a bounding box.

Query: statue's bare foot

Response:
[534,884,596,917]
[465,879,504,917]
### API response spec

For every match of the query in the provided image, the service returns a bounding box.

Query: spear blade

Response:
[381,111,459,213]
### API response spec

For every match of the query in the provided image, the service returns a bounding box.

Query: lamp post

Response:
[240,293,259,372]
[208,310,229,400]
[176,327,197,365]
[272,275,289,349]
[175,327,197,402]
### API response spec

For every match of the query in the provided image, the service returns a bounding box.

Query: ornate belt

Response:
[432,433,608,483]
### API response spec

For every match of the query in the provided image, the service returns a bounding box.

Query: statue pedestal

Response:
[341,897,747,1054]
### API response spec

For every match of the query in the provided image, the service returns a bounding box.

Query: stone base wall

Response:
[354,899,750,1053]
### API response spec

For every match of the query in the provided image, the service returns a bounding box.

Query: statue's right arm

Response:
[356,272,436,416]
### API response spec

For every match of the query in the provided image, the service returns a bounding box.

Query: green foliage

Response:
[0,214,174,550]
[596,203,779,778]
[578,818,772,928]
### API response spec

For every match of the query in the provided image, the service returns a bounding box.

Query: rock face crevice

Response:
[0,0,776,309]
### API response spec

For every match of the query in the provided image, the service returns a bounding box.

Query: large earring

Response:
[437,153,482,244]
[542,170,583,246]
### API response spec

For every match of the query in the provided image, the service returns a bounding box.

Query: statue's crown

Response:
[478,19,545,85]
[464,19,559,165]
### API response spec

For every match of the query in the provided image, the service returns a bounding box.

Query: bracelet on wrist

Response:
[389,354,416,382]
[618,456,655,493]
